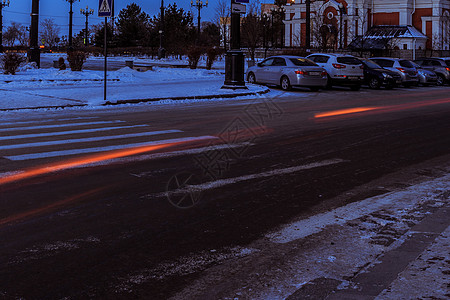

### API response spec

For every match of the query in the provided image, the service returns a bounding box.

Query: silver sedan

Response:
[246,56,328,91]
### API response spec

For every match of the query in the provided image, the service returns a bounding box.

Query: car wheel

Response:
[350,85,361,91]
[326,75,333,89]
[368,78,381,89]
[247,72,256,84]
[436,74,445,86]
[309,87,320,92]
[280,76,291,91]
[403,82,411,88]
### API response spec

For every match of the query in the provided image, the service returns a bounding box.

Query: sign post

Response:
[98,0,113,101]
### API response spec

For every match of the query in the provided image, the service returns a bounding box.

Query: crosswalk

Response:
[0,116,215,163]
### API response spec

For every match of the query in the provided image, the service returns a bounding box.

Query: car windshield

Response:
[363,59,382,69]
[337,57,361,65]
[289,58,317,66]
[410,62,421,68]
[399,60,415,68]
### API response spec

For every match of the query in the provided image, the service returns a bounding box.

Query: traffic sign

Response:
[232,3,246,14]
[98,0,113,17]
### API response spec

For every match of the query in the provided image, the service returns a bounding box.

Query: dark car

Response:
[359,58,402,89]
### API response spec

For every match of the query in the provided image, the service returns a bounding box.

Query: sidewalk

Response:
[0,62,269,111]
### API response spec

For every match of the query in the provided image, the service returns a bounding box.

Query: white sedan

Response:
[246,55,328,91]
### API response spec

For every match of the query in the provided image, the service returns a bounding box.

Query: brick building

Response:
[283,0,450,50]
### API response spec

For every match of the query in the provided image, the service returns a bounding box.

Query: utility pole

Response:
[305,0,311,50]
[0,0,10,53]
[80,6,94,46]
[190,0,208,38]
[65,0,79,50]
[158,0,166,59]
[29,0,40,67]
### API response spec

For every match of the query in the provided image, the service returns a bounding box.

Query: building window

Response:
[403,44,408,50]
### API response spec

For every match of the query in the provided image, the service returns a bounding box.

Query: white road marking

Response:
[0,124,149,141]
[5,136,218,161]
[0,117,99,127]
[0,120,124,132]
[0,130,182,150]
[155,159,345,197]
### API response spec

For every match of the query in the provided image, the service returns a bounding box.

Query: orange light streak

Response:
[0,187,106,226]
[314,98,450,120]
[0,142,179,186]
[315,107,380,118]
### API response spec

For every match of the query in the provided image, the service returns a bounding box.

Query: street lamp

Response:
[262,13,270,57]
[305,0,311,50]
[339,2,347,49]
[0,0,10,52]
[65,0,80,50]
[80,6,94,46]
[190,0,208,37]
[271,6,286,48]
[29,0,40,67]
[158,0,166,59]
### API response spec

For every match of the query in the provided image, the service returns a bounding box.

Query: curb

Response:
[0,88,270,111]
[2,79,120,83]
[0,104,88,112]
[103,87,271,106]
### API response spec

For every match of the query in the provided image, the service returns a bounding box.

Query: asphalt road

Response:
[0,85,449,298]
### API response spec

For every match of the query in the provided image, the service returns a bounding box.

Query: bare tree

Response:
[17,25,29,47]
[40,18,60,48]
[214,0,230,51]
[349,0,371,56]
[3,22,21,47]
[310,12,337,51]
[241,0,262,62]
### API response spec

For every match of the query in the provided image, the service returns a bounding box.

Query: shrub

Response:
[206,47,222,70]
[1,52,26,75]
[67,51,87,71]
[187,46,204,69]
[58,57,67,70]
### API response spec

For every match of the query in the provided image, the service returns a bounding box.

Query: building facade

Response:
[283,0,450,50]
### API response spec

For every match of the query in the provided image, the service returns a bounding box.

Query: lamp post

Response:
[29,0,39,67]
[305,0,311,49]
[190,0,208,37]
[338,2,346,49]
[158,0,166,59]
[65,0,79,50]
[0,0,10,53]
[271,6,286,49]
[80,6,94,46]
[262,13,270,57]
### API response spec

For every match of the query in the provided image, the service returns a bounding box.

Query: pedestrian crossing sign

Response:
[98,0,113,17]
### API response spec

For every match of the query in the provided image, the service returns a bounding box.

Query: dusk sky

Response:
[2,0,232,35]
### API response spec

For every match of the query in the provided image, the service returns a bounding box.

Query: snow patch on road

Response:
[267,174,450,243]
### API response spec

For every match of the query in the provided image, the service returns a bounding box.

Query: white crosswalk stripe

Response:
[0,117,215,163]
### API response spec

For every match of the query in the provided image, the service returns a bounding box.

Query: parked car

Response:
[358,58,402,89]
[246,56,328,91]
[306,53,364,90]
[370,57,419,87]
[410,61,438,86]
[413,57,450,86]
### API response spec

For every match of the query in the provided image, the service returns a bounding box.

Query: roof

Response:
[348,25,428,50]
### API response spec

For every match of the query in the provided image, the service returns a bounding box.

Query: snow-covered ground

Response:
[0,55,270,110]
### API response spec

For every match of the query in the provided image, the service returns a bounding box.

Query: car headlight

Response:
[382,73,392,79]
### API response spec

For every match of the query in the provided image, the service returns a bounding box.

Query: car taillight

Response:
[332,63,346,69]
[446,67,450,72]
[321,71,327,76]
[295,70,306,75]
[396,67,406,73]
